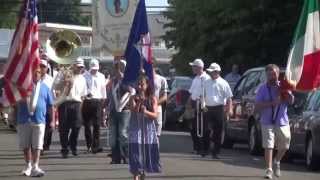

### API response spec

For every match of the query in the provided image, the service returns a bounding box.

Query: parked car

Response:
[224,67,266,152]
[289,90,320,170]
[164,76,192,130]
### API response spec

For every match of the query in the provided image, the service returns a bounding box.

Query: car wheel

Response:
[248,123,262,155]
[306,136,320,171]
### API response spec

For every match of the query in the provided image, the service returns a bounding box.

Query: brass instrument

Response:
[196,77,207,138]
[45,30,82,105]
[46,30,82,65]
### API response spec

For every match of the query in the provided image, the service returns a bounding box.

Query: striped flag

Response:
[285,0,320,90]
[1,0,40,106]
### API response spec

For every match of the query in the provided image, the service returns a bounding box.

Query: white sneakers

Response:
[264,161,281,179]
[31,167,45,177]
[274,161,281,177]
[264,168,273,179]
[21,165,45,177]
[21,165,32,176]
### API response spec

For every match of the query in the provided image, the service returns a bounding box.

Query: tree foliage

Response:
[163,0,303,75]
[0,0,91,28]
[38,0,91,26]
[0,1,21,28]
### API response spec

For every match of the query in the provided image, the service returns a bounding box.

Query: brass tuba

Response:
[45,30,82,105]
[46,30,82,65]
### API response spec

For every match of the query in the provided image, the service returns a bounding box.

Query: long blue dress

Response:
[128,99,161,175]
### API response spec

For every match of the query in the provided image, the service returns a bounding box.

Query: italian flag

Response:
[286,0,320,90]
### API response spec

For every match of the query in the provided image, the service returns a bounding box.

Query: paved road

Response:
[0,124,319,180]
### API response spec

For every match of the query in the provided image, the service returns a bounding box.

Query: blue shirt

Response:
[255,83,289,126]
[17,82,54,124]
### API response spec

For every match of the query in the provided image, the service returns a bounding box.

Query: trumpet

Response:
[196,77,207,138]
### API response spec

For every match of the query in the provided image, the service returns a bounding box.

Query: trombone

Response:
[196,77,206,138]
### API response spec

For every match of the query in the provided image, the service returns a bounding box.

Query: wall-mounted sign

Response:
[92,0,138,56]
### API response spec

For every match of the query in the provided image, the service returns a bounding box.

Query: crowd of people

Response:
[2,55,293,180]
[10,57,166,179]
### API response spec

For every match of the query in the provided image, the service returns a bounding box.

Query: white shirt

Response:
[84,71,107,99]
[189,72,210,100]
[154,74,168,112]
[65,74,87,102]
[204,76,233,106]
[41,74,53,89]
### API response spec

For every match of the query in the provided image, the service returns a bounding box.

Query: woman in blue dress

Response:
[128,75,161,180]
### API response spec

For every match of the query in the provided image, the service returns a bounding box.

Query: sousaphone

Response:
[46,30,82,65]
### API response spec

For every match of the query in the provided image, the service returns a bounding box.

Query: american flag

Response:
[1,0,40,106]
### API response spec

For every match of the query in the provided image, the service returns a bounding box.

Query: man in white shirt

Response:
[203,62,233,159]
[153,68,168,138]
[39,60,55,153]
[188,58,210,154]
[57,58,87,158]
[82,59,107,154]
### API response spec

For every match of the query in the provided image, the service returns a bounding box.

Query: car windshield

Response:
[172,78,192,90]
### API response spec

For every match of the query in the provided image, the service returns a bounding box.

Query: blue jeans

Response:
[109,110,131,162]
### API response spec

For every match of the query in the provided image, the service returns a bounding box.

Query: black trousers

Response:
[190,100,201,152]
[82,99,103,151]
[200,105,225,155]
[43,112,52,150]
[58,101,82,153]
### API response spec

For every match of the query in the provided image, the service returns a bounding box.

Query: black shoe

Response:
[61,153,68,159]
[200,150,208,157]
[212,154,220,159]
[92,148,103,154]
[110,161,121,164]
[122,158,128,164]
[72,151,78,156]
[61,149,69,158]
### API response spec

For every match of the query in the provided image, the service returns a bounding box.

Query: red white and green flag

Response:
[286,0,320,90]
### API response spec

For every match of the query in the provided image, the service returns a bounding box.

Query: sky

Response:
[81,0,169,6]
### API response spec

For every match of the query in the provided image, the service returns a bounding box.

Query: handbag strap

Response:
[267,85,276,124]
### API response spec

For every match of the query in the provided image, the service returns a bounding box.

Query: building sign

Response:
[92,0,138,56]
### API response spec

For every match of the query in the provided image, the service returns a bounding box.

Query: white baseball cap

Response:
[114,59,127,67]
[189,58,204,68]
[40,60,49,67]
[75,57,85,67]
[206,63,221,72]
[90,58,100,70]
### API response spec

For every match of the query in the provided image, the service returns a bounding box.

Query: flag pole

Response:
[138,37,146,180]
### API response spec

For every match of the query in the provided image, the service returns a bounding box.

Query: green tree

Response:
[38,0,91,26]
[0,0,21,28]
[163,0,302,75]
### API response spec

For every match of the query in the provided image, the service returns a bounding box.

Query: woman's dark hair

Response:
[137,74,154,98]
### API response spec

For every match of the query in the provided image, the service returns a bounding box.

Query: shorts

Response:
[261,125,291,150]
[17,122,46,150]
